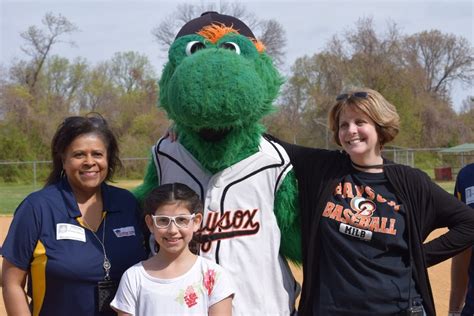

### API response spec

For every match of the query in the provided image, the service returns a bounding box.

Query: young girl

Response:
[110,183,234,315]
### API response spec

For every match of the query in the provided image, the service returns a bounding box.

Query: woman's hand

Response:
[163,124,177,142]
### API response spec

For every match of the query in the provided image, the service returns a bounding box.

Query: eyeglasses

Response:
[336,92,369,101]
[151,214,196,228]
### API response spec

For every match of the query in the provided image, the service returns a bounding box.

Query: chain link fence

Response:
[1,151,471,214]
[0,149,473,186]
[0,158,149,189]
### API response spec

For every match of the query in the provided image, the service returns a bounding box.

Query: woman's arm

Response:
[2,259,30,316]
[422,180,474,266]
[449,247,472,313]
[208,295,233,316]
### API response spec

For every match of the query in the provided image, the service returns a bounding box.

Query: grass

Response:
[435,181,455,195]
[0,179,143,215]
[0,179,456,215]
[0,184,39,215]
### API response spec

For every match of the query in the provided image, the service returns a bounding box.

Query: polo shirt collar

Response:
[58,177,121,218]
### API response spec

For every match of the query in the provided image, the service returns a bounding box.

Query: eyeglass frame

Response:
[151,214,196,229]
[335,91,369,101]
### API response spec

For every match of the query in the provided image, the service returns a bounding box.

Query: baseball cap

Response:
[175,11,255,39]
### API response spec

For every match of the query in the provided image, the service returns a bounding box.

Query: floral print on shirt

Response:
[203,269,216,295]
[184,286,198,307]
[175,268,219,308]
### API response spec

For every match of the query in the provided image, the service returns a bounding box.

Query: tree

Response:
[78,62,117,113]
[43,56,88,113]
[151,2,287,67]
[20,12,78,93]
[457,96,474,143]
[275,18,473,148]
[108,52,156,94]
[403,30,474,98]
[459,95,474,114]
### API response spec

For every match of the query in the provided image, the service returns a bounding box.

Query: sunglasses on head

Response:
[151,214,196,229]
[336,92,369,101]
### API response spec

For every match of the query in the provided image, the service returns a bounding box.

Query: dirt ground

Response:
[0,216,452,315]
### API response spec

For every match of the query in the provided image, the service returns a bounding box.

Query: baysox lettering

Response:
[199,209,260,252]
[334,182,400,211]
[322,201,397,235]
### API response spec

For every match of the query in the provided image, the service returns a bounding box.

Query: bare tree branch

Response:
[19,12,78,92]
[404,30,474,97]
[151,2,286,67]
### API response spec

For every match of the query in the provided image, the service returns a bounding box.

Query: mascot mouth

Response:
[198,127,232,142]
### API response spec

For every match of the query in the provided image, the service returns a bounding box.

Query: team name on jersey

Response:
[198,208,260,252]
[322,201,397,235]
[334,182,401,211]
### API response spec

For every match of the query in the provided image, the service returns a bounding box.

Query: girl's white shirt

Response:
[111,256,234,316]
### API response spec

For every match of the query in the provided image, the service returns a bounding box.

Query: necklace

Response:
[351,160,385,169]
[82,215,111,280]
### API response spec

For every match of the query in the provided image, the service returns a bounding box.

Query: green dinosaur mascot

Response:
[135,12,301,315]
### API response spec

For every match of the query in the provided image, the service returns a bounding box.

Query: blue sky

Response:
[1,0,473,110]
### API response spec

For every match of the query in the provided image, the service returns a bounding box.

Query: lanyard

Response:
[82,216,111,281]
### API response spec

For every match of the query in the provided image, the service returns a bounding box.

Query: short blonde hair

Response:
[328,88,400,147]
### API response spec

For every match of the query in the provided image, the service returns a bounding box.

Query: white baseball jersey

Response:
[152,136,298,315]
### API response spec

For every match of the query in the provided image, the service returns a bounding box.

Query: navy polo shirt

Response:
[454,164,474,316]
[2,178,147,316]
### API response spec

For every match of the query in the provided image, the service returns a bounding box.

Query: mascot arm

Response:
[274,170,302,264]
[132,154,160,203]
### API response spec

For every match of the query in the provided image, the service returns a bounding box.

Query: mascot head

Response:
[159,11,283,172]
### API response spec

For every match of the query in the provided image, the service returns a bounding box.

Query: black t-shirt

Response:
[315,168,421,315]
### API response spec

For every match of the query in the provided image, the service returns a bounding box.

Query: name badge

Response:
[465,186,474,206]
[57,223,86,242]
[113,226,136,238]
[339,223,372,241]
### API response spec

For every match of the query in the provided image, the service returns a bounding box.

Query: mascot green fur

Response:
[135,12,301,315]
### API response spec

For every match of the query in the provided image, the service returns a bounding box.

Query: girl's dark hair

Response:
[143,183,203,216]
[45,113,121,186]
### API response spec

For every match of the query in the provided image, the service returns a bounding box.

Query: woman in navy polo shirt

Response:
[2,114,147,315]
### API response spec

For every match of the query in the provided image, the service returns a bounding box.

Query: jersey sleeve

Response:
[206,262,235,307]
[2,199,41,270]
[110,266,139,315]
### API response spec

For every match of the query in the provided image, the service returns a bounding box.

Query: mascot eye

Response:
[219,42,241,55]
[185,41,206,56]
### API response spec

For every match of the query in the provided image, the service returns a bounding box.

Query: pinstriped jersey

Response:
[152,136,296,315]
